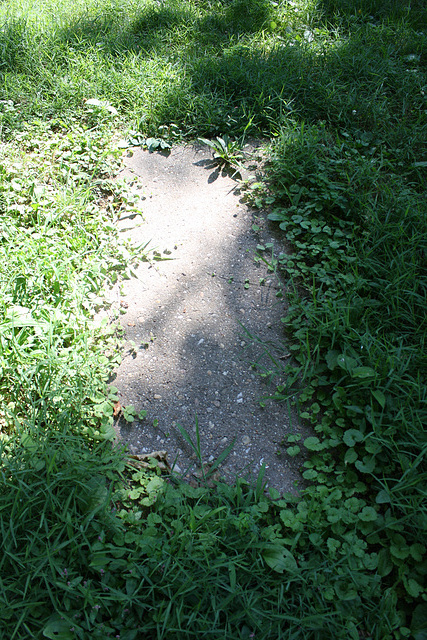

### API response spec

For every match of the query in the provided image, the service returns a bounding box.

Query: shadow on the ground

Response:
[108,143,308,494]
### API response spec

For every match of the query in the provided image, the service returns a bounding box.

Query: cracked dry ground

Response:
[108,143,308,495]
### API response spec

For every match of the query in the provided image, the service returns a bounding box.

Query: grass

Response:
[0,123,143,440]
[0,0,426,638]
[0,427,392,640]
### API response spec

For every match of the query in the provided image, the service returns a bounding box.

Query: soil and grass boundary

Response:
[0,1,426,638]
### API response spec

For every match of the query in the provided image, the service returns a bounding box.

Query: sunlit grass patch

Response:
[0,124,144,438]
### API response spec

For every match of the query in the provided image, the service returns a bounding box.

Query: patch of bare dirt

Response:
[108,142,308,495]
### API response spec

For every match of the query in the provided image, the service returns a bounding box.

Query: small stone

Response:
[208,421,214,429]
[207,370,212,375]
[213,401,221,408]
[242,436,251,445]
[220,437,228,445]
[154,394,162,400]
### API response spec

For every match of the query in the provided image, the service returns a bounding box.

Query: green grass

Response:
[0,0,426,638]
[0,427,393,640]
[1,0,423,142]
[0,124,143,439]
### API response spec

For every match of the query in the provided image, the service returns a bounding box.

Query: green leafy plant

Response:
[0,427,403,640]
[198,135,244,173]
[247,116,427,639]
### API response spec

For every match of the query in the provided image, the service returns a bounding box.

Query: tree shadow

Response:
[110,142,306,494]
[315,0,427,30]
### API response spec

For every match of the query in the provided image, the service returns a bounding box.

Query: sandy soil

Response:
[108,142,308,495]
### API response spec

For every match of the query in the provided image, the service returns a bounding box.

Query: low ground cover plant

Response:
[247,121,427,637]
[0,0,426,638]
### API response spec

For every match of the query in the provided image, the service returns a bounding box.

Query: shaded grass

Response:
[1,427,390,640]
[251,109,426,638]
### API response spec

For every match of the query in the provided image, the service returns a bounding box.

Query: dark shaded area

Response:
[317,0,427,29]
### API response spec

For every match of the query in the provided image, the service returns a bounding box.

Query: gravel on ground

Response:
[108,142,309,495]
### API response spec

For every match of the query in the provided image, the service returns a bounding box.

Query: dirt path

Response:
[110,143,306,495]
